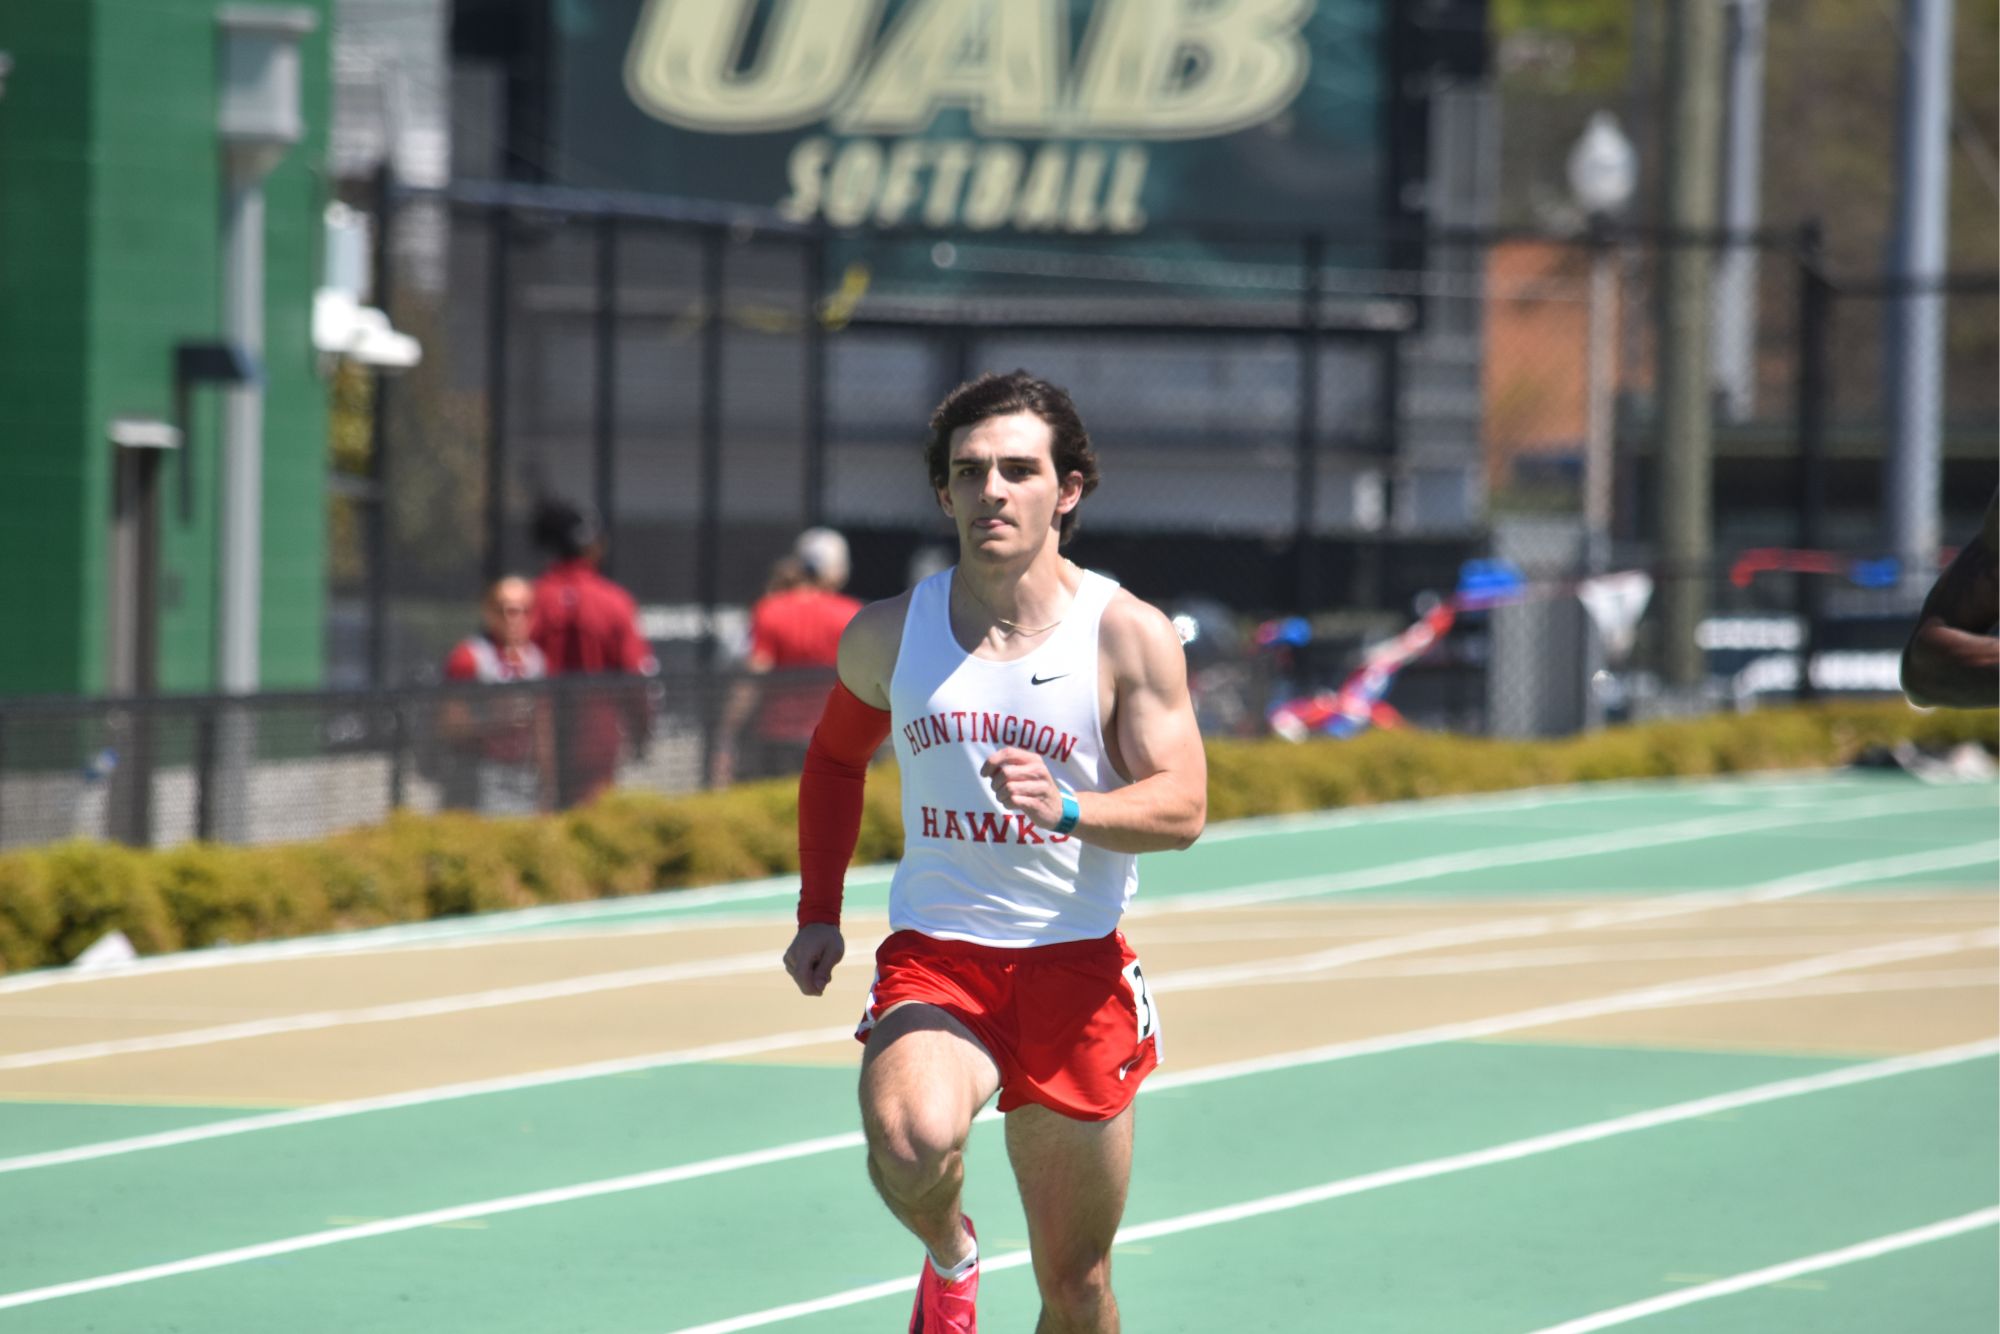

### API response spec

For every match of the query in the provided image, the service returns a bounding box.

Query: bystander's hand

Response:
[783,922,845,996]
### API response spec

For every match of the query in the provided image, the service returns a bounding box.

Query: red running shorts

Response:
[856,929,1162,1121]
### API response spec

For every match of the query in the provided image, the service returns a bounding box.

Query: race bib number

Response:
[1121,959,1159,1045]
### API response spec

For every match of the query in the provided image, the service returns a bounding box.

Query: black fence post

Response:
[367,163,397,687]
[804,232,827,527]
[1375,325,1404,608]
[593,214,620,578]
[484,207,513,585]
[386,696,408,812]
[125,702,155,849]
[194,701,217,841]
[1294,234,1325,613]
[1794,221,1832,703]
[696,229,726,786]
[123,441,164,846]
[554,677,579,810]
[696,228,726,663]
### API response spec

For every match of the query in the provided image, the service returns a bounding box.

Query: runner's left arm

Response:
[983,596,1207,853]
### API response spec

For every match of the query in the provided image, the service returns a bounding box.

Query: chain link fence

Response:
[0,656,1284,850]
[16,179,1997,850]
[342,182,1492,692]
[0,674,684,851]
[325,182,1998,777]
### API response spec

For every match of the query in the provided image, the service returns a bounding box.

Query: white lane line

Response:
[2,946,1991,1312]
[3,778,1975,994]
[332,836,1984,972]
[1134,790,1990,917]
[3,840,1984,1080]
[1319,934,1967,977]
[1147,928,2000,1093]
[1688,967,2000,1001]
[0,782,1644,994]
[0,878,829,996]
[0,1026,857,1175]
[1526,1207,2000,1333]
[0,1129,872,1315]
[661,1039,2000,1334]
[1150,843,1999,993]
[1224,933,1999,985]
[6,848,1990,1165]
[0,952,783,1072]
[1190,774,1719,844]
[11,960,1992,1180]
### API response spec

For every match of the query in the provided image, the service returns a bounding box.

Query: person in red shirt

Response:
[711,528,863,786]
[438,576,550,813]
[529,499,658,805]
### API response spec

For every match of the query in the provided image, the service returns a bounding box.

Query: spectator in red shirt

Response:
[711,527,863,786]
[529,499,658,805]
[438,576,550,813]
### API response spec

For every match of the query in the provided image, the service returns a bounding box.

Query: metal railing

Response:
[4,544,1934,854]
[0,672,694,851]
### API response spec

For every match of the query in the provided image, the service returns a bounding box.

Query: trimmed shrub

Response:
[0,699,1989,972]
[0,854,60,973]
[36,842,182,962]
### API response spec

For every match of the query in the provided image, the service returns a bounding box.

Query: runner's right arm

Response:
[783,597,904,996]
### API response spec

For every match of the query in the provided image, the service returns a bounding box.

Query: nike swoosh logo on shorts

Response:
[1030,672,1068,685]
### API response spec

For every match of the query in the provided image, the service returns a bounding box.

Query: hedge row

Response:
[0,700,1991,974]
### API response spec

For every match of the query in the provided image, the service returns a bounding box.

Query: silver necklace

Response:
[961,580,1063,636]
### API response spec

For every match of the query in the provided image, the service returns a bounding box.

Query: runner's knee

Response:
[864,1105,964,1197]
[1036,1256,1114,1324]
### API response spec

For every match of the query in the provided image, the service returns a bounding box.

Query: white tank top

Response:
[887,567,1138,947]
[457,636,547,682]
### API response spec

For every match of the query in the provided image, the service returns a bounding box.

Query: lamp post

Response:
[215,5,317,838]
[1567,112,1637,728]
[1567,112,1637,577]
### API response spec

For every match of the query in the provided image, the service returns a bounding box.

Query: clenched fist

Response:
[783,923,845,996]
[979,747,1067,830]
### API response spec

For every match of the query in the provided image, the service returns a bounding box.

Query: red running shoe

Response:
[908,1215,978,1333]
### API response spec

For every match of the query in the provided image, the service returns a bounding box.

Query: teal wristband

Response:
[1054,780,1080,835]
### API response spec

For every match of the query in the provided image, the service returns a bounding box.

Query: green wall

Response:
[0,3,95,695]
[0,0,330,696]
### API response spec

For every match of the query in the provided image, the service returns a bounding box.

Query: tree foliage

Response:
[1493,0,1634,93]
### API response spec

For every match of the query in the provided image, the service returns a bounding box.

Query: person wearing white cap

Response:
[793,527,851,590]
[711,526,864,786]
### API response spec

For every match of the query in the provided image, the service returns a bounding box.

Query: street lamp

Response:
[1568,111,1638,220]
[1567,112,1637,730]
[215,5,317,840]
[217,5,316,698]
[1566,112,1637,576]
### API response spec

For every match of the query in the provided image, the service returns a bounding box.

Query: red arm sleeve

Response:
[443,643,478,681]
[797,681,892,928]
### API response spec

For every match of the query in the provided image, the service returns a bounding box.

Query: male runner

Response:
[1901,489,1998,708]
[782,371,1207,1333]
